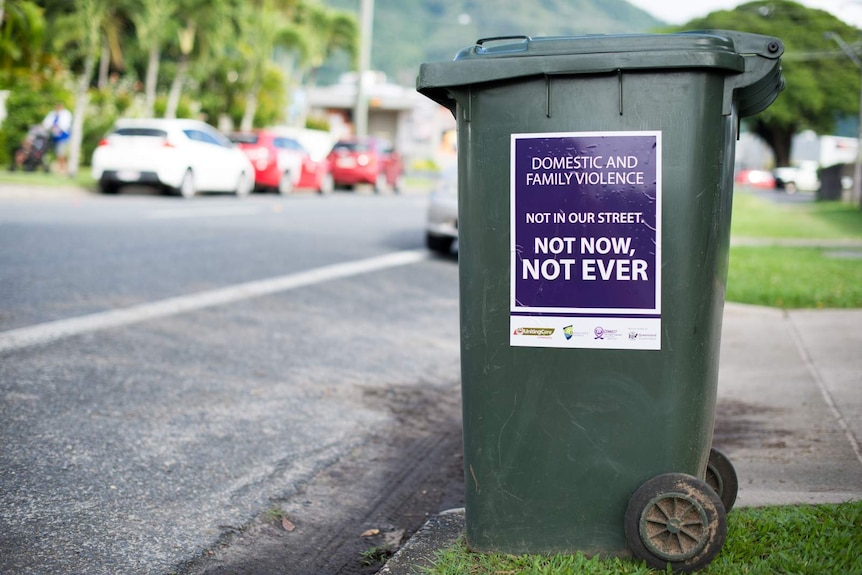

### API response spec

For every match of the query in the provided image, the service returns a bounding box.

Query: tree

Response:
[96,2,129,88]
[0,0,46,76]
[296,2,357,86]
[46,0,109,177]
[164,0,236,119]
[164,17,195,119]
[6,0,357,168]
[232,0,358,130]
[681,0,860,168]
[130,0,175,116]
[235,0,297,130]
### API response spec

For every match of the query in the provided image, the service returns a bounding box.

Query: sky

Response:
[626,0,862,28]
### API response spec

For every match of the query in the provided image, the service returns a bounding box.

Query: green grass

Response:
[727,246,862,308]
[730,192,862,240]
[0,167,95,188]
[727,192,862,308]
[425,501,862,575]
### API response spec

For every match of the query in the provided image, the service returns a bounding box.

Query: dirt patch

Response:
[713,398,792,450]
[178,382,464,575]
[183,393,799,574]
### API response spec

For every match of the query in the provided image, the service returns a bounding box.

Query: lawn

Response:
[0,167,94,188]
[727,192,862,308]
[425,501,862,575]
[730,192,862,239]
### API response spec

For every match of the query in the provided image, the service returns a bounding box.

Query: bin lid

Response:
[417,30,784,118]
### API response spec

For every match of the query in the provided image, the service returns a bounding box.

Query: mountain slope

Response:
[324,0,666,84]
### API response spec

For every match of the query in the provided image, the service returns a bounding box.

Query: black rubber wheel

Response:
[705,447,738,512]
[426,232,454,255]
[625,473,727,573]
[99,180,118,194]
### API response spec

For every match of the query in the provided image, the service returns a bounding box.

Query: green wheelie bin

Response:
[417,30,784,572]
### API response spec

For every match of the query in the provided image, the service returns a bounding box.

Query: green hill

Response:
[324,0,667,84]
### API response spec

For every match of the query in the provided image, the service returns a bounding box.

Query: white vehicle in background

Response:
[772,161,820,193]
[91,118,254,198]
[425,162,458,255]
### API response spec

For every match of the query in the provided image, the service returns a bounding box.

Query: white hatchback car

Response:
[91,118,254,198]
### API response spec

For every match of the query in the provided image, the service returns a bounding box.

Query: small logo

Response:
[594,327,605,339]
[514,327,555,337]
[629,331,639,340]
[563,325,573,340]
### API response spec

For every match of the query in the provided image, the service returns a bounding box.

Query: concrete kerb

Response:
[376,508,465,575]
[378,303,862,574]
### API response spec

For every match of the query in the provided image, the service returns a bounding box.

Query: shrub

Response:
[1,74,69,167]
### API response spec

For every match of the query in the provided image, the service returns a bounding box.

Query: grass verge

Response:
[730,192,862,239]
[0,167,94,188]
[728,192,862,308]
[727,246,862,308]
[425,501,862,575]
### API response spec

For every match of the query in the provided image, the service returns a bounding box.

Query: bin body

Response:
[418,31,784,556]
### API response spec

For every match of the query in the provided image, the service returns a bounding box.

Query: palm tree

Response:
[48,0,108,177]
[164,0,236,119]
[298,4,357,86]
[96,3,129,88]
[131,0,176,117]
[164,19,194,119]
[0,0,45,76]
[235,0,310,130]
[233,0,358,129]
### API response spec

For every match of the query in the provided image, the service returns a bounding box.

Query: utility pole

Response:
[354,0,374,138]
[826,32,862,206]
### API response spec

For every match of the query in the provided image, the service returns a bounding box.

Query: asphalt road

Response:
[0,186,463,574]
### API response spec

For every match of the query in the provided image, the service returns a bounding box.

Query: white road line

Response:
[0,250,429,353]
[147,206,265,219]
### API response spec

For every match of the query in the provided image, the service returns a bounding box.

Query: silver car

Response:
[425,163,458,255]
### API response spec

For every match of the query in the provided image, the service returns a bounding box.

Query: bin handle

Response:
[475,36,532,54]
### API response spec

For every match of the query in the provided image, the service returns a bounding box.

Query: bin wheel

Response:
[705,447,738,512]
[625,473,727,573]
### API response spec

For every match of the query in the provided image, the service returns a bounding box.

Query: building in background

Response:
[303,71,455,171]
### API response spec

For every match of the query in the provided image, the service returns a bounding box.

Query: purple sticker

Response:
[510,131,661,316]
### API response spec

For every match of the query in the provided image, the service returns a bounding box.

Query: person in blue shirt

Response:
[42,103,73,174]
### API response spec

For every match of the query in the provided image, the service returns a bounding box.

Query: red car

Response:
[229,129,334,195]
[734,168,775,189]
[327,136,403,193]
